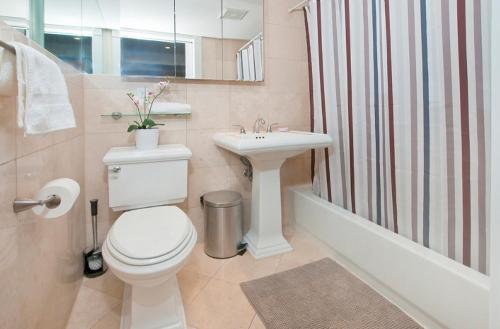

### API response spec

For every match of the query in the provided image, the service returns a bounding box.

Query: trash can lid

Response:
[203,190,242,208]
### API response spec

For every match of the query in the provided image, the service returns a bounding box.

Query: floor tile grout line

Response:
[184,273,214,307]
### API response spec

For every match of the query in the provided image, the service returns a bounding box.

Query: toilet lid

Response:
[108,206,190,260]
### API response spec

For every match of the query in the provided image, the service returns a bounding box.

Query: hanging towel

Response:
[13,42,76,135]
[0,47,16,96]
[253,37,263,81]
[150,102,192,114]
[241,48,250,81]
[247,44,256,82]
[236,52,243,81]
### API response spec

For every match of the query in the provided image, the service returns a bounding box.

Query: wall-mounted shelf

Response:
[100,111,191,120]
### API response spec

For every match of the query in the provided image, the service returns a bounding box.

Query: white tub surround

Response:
[288,186,490,329]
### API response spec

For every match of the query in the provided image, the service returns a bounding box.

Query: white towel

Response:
[247,44,256,82]
[236,52,242,81]
[150,102,192,114]
[241,48,250,81]
[253,38,263,81]
[0,48,16,96]
[13,42,76,135]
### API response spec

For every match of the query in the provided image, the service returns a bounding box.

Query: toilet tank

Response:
[103,144,192,211]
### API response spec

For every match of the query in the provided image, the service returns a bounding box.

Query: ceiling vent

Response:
[220,8,248,20]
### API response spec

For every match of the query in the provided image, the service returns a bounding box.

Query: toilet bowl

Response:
[103,206,197,329]
[103,144,194,329]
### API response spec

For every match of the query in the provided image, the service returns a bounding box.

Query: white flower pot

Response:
[135,129,160,150]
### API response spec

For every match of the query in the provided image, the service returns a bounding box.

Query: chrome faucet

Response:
[267,123,279,133]
[253,118,266,133]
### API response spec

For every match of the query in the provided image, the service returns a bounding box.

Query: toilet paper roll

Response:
[32,178,80,219]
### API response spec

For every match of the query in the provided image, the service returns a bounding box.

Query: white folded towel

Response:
[13,42,76,135]
[150,102,192,114]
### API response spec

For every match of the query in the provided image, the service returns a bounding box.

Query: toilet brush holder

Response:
[84,199,107,278]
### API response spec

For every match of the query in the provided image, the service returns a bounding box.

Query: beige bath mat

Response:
[241,258,422,329]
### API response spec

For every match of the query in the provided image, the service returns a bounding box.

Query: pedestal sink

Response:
[213,131,333,259]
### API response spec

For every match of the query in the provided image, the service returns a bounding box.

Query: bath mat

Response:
[240,258,422,329]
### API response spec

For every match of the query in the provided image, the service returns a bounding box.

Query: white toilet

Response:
[102,144,196,329]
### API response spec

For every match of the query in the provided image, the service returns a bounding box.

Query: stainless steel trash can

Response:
[201,190,247,258]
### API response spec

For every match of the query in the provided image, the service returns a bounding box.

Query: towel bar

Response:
[0,40,15,54]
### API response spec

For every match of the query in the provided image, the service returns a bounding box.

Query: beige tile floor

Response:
[66,227,335,329]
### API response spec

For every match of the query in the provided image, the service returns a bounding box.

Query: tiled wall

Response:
[0,1,311,327]
[0,23,86,329]
[83,0,311,245]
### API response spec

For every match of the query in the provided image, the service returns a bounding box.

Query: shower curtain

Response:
[305,0,490,274]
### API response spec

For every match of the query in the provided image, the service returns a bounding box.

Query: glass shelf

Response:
[100,111,191,120]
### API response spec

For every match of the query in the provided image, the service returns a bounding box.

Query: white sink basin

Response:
[213,131,332,159]
[213,131,333,259]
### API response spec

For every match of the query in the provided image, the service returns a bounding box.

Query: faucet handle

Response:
[267,123,280,133]
[232,124,246,134]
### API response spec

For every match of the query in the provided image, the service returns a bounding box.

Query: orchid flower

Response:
[127,81,169,133]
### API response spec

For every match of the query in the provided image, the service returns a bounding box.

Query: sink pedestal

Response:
[213,131,333,259]
[244,157,293,259]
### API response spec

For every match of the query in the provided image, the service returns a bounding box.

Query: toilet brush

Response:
[84,199,106,278]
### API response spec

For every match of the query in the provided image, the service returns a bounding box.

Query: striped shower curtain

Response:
[305,0,490,274]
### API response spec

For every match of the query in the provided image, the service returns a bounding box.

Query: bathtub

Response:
[286,185,490,329]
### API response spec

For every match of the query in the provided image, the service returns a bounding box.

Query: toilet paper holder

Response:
[13,194,61,213]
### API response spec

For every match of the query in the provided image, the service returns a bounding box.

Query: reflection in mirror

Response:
[82,0,176,76]
[175,0,223,80]
[222,0,263,81]
[0,0,263,82]
[45,0,87,72]
[119,0,176,77]
[0,1,29,35]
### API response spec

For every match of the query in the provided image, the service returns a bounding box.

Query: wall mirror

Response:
[0,0,264,82]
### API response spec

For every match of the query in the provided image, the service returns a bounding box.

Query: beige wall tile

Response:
[186,90,230,130]
[265,0,306,28]
[0,97,17,164]
[187,129,235,168]
[228,89,270,131]
[266,58,309,94]
[0,160,17,229]
[265,23,307,61]
[187,165,232,208]
[268,92,310,128]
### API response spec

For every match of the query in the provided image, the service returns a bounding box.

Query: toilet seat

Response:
[107,206,193,266]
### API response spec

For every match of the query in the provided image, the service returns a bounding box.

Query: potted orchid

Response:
[126,81,169,150]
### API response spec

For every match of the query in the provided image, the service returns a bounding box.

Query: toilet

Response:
[102,144,196,329]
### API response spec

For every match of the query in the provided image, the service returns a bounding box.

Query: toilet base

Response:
[120,277,187,329]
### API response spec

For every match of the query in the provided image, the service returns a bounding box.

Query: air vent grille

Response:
[221,8,248,20]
